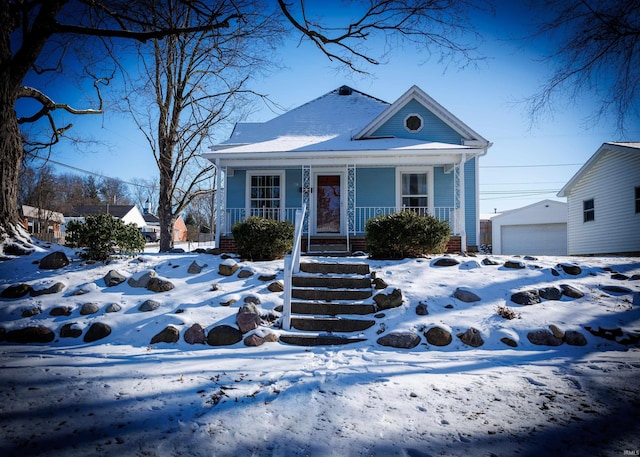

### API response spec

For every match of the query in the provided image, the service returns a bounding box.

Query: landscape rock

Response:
[187,261,206,274]
[560,284,584,299]
[585,326,623,341]
[415,303,429,316]
[601,285,632,294]
[220,299,236,307]
[424,327,452,346]
[558,263,582,276]
[611,273,629,281]
[71,283,99,296]
[22,307,41,318]
[457,327,484,347]
[237,269,254,279]
[504,260,525,269]
[482,257,501,266]
[453,288,481,303]
[564,330,587,346]
[237,304,262,334]
[433,257,460,267]
[83,322,112,342]
[373,278,388,289]
[511,289,541,306]
[6,326,55,343]
[218,260,239,276]
[538,286,563,301]
[30,282,65,296]
[150,326,180,344]
[207,325,243,346]
[501,337,518,348]
[50,306,73,316]
[39,251,69,270]
[258,273,277,282]
[128,270,157,288]
[243,296,261,306]
[549,324,565,339]
[60,323,82,338]
[105,303,122,313]
[1,283,31,298]
[527,329,563,346]
[377,332,421,349]
[268,281,284,292]
[139,299,161,312]
[147,277,175,293]
[80,303,100,315]
[184,323,206,345]
[104,270,126,287]
[244,333,266,347]
[373,288,403,310]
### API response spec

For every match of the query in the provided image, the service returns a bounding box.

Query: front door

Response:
[315,174,342,234]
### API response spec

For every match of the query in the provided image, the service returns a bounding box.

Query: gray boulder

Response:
[457,327,484,347]
[104,270,126,287]
[139,299,161,312]
[501,337,518,348]
[258,273,277,282]
[560,284,584,299]
[377,332,421,349]
[564,330,587,346]
[147,277,175,293]
[30,282,65,296]
[433,257,460,267]
[83,322,112,342]
[538,286,562,301]
[1,283,31,298]
[268,281,284,292]
[453,288,481,303]
[373,288,403,310]
[219,261,239,276]
[601,285,632,294]
[6,326,55,343]
[105,303,122,313]
[558,263,582,276]
[39,251,69,270]
[511,289,540,305]
[207,325,243,346]
[373,278,388,289]
[415,303,429,316]
[527,329,563,346]
[49,306,73,316]
[237,304,262,334]
[482,258,501,266]
[60,323,82,338]
[188,261,206,274]
[22,307,41,318]
[128,270,157,288]
[504,260,525,269]
[80,303,100,315]
[237,269,254,279]
[424,327,452,346]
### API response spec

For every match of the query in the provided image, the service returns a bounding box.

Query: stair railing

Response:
[283,204,306,330]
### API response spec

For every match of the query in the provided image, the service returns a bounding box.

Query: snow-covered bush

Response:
[65,214,145,261]
[231,216,294,260]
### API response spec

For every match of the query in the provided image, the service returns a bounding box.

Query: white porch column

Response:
[214,159,224,248]
[455,153,467,252]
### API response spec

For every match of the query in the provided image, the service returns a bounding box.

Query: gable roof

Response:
[491,199,567,222]
[354,85,489,147]
[67,205,138,219]
[21,205,64,223]
[557,142,640,197]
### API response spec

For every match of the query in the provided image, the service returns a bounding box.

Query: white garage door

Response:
[501,223,567,255]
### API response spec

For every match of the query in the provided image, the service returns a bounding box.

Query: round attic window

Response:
[405,114,423,132]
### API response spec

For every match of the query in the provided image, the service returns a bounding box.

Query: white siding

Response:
[566,150,640,255]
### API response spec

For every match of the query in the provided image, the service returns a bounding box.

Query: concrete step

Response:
[292,275,372,289]
[291,317,375,332]
[279,334,367,346]
[292,288,372,301]
[275,301,376,316]
[299,262,370,275]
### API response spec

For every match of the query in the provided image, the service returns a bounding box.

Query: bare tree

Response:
[527,0,640,133]
[2,0,487,253]
[128,178,159,215]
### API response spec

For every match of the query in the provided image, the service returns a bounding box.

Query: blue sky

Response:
[28,2,639,215]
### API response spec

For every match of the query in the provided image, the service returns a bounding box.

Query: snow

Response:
[1,240,640,457]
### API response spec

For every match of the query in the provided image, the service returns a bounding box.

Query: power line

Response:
[480,163,582,168]
[30,155,154,189]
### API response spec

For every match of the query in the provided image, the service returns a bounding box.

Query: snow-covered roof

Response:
[557,142,640,197]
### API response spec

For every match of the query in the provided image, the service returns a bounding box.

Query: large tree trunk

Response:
[0,74,24,241]
[158,152,175,252]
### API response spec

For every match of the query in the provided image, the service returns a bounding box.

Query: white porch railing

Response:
[222,206,456,235]
[282,205,306,331]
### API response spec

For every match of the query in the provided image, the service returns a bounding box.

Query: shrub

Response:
[365,210,450,259]
[232,216,294,260]
[65,214,145,261]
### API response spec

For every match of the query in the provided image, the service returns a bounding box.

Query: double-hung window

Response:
[583,198,595,222]
[249,173,282,220]
[401,172,428,216]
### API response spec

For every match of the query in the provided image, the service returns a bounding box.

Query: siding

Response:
[226,169,246,208]
[285,168,302,208]
[566,150,640,255]
[356,168,395,207]
[371,99,463,143]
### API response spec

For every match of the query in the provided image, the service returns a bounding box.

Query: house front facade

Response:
[557,142,640,255]
[205,85,491,253]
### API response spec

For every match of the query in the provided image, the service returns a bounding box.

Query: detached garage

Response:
[492,200,567,255]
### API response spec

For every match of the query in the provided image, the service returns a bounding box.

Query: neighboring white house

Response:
[65,205,147,229]
[557,142,640,256]
[491,199,568,256]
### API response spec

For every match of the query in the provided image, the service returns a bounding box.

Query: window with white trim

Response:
[401,172,428,211]
[249,173,282,220]
[404,114,423,133]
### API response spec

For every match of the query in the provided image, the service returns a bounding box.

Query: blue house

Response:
[206,85,491,253]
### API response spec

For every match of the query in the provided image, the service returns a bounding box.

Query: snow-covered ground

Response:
[1,240,639,457]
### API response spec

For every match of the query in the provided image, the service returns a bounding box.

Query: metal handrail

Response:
[282,204,306,330]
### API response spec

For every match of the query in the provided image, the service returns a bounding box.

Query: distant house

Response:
[21,205,64,235]
[142,207,187,242]
[66,204,147,229]
[557,142,640,255]
[491,200,567,256]
[205,85,492,253]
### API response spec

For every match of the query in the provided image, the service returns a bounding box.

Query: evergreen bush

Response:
[232,216,294,260]
[66,214,146,261]
[365,210,450,259]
